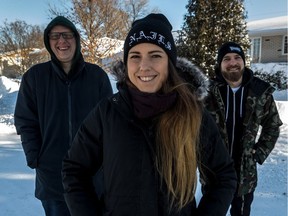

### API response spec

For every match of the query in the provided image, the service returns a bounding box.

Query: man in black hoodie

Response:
[205,42,282,216]
[14,16,113,216]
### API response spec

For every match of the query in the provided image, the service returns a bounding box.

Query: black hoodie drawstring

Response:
[240,87,244,118]
[225,85,230,122]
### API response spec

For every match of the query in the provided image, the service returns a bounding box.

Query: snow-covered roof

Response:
[247,16,287,37]
[95,37,124,55]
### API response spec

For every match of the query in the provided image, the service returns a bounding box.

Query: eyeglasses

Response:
[48,32,75,40]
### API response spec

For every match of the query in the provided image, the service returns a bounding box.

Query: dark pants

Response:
[41,200,71,216]
[230,192,254,216]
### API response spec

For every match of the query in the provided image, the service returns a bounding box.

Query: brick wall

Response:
[261,35,287,63]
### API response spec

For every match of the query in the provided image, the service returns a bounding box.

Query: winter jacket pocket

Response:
[27,155,38,169]
[25,147,39,169]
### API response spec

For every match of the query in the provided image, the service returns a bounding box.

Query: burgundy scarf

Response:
[128,87,177,119]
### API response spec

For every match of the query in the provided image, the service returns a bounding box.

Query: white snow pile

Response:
[0,76,20,133]
[250,62,288,101]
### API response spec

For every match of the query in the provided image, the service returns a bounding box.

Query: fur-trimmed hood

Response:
[111,57,209,101]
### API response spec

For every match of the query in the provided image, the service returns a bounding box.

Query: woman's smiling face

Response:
[127,43,169,93]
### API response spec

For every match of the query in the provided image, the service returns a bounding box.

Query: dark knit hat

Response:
[123,13,177,66]
[217,42,245,65]
[44,16,81,61]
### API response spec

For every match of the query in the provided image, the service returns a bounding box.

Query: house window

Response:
[249,38,261,63]
[283,35,287,55]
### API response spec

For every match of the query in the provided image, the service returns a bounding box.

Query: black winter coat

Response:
[14,57,113,200]
[62,58,237,215]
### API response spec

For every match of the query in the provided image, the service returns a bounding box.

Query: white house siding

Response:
[248,16,287,63]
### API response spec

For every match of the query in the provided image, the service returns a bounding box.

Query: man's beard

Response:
[221,66,244,82]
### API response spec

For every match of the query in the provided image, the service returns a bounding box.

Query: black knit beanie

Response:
[123,13,177,66]
[44,16,81,62]
[217,42,245,65]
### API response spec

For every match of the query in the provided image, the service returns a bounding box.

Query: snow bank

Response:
[0,76,20,132]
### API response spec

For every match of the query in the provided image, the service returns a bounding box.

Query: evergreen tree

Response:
[177,0,250,77]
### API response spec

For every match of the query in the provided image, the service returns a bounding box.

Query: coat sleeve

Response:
[253,94,282,165]
[197,110,237,216]
[14,70,41,169]
[62,106,103,216]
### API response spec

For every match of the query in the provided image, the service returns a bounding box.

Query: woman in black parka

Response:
[62,13,237,216]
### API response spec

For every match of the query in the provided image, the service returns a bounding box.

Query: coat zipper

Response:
[66,81,72,145]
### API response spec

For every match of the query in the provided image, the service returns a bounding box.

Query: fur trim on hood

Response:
[176,57,209,101]
[111,57,209,101]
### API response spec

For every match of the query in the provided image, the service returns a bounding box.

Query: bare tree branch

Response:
[0,20,48,75]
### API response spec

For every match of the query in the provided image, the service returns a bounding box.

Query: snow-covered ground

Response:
[0,63,287,215]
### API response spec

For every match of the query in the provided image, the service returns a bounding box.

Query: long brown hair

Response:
[155,60,203,210]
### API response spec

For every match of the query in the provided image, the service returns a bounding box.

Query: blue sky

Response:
[0,0,287,30]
